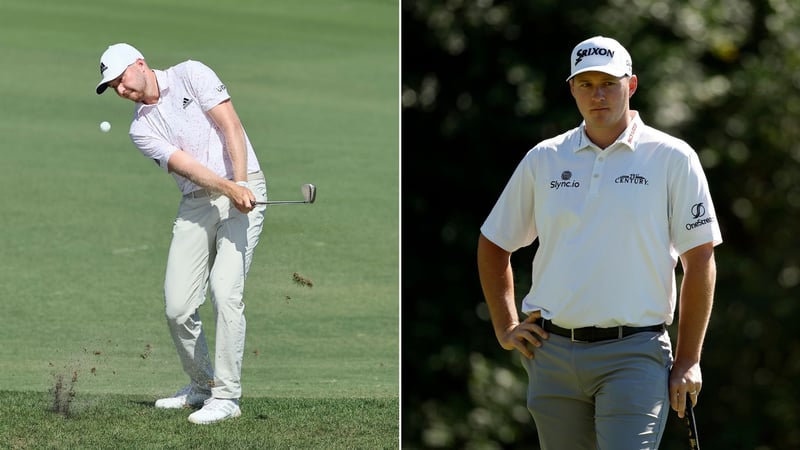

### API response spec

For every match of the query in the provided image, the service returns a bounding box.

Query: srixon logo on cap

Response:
[575,47,614,64]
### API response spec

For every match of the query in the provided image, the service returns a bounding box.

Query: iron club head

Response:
[255,183,317,205]
[301,183,316,204]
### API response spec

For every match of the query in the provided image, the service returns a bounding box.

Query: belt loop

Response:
[618,327,623,339]
[570,328,587,343]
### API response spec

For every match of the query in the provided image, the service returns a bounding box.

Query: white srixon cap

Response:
[95,43,144,94]
[567,36,632,81]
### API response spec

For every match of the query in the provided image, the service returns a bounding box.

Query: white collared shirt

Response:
[480,112,722,328]
[129,60,261,195]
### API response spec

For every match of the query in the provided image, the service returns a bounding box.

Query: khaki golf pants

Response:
[163,172,266,399]
[521,330,673,449]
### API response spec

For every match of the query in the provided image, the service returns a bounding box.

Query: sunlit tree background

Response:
[402,0,800,448]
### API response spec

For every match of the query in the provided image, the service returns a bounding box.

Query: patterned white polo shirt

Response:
[129,60,261,195]
[480,112,723,328]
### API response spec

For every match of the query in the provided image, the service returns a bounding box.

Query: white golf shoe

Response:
[188,398,242,424]
[154,385,211,409]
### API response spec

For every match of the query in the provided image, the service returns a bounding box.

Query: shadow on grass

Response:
[129,400,156,408]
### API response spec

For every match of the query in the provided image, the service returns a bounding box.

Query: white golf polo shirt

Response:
[129,60,261,195]
[481,112,723,328]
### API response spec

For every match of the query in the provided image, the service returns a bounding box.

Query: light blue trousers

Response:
[520,330,673,450]
[163,173,266,399]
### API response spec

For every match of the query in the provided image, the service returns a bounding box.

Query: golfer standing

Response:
[96,43,267,424]
[477,36,722,448]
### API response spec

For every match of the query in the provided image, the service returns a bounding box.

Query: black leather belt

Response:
[539,318,665,343]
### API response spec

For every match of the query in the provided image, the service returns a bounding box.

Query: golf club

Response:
[255,183,316,205]
[685,392,700,450]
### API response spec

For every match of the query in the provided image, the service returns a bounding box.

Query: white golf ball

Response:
[100,121,111,132]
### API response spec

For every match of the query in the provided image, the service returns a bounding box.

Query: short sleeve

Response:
[480,151,539,252]
[183,60,231,112]
[130,132,179,172]
[669,149,723,254]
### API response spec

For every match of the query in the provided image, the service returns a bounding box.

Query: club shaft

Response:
[255,200,309,205]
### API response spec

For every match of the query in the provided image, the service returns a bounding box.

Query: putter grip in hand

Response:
[685,392,700,450]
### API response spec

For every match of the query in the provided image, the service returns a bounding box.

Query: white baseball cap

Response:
[95,43,144,94]
[567,36,632,81]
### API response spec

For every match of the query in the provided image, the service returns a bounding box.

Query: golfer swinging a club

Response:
[96,43,267,424]
[477,36,722,448]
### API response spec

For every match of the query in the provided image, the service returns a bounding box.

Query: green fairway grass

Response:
[0,0,398,446]
[0,391,398,449]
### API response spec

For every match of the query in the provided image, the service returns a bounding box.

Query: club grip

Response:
[685,392,700,449]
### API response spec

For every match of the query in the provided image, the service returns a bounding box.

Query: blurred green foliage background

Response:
[402,0,800,448]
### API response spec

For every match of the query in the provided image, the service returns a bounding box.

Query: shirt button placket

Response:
[589,152,604,196]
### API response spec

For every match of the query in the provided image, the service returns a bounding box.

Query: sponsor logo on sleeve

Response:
[685,202,715,230]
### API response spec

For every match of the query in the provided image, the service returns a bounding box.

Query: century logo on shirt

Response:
[685,202,715,230]
[550,170,581,189]
[614,173,649,185]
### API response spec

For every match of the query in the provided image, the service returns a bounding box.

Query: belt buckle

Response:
[570,328,588,343]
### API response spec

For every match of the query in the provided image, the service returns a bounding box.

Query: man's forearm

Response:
[225,129,248,183]
[167,149,238,194]
[675,244,716,365]
[478,234,520,346]
[208,100,248,182]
